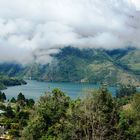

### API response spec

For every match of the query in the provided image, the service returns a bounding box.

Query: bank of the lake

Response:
[0,75,27,90]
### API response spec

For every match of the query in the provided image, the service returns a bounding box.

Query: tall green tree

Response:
[17,93,25,101]
[0,92,6,102]
[68,87,119,140]
[22,89,71,140]
[10,97,16,103]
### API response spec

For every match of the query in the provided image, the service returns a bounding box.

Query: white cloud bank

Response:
[0,0,140,63]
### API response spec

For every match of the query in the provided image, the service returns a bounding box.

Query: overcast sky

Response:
[0,0,140,64]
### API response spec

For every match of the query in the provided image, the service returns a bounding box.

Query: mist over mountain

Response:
[1,1,140,139]
[0,0,140,85]
[0,0,140,64]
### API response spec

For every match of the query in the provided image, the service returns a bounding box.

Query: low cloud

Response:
[0,0,140,64]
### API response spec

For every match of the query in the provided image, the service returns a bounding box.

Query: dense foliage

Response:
[0,93,35,139]
[20,87,140,140]
[0,84,139,139]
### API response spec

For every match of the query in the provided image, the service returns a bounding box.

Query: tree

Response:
[0,92,6,102]
[22,89,71,140]
[26,99,35,108]
[2,93,6,100]
[68,87,119,140]
[5,106,15,118]
[17,93,26,107]
[17,93,25,101]
[10,97,16,103]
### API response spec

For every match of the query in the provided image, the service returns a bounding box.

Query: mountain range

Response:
[0,47,140,86]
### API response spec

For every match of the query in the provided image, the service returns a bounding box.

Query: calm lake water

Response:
[2,80,117,100]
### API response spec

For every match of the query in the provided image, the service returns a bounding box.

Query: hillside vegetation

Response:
[0,47,140,86]
[0,75,27,90]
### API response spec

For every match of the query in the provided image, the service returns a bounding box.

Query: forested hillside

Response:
[0,47,140,86]
[0,75,27,90]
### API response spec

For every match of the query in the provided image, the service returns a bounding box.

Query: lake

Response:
[2,80,117,100]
